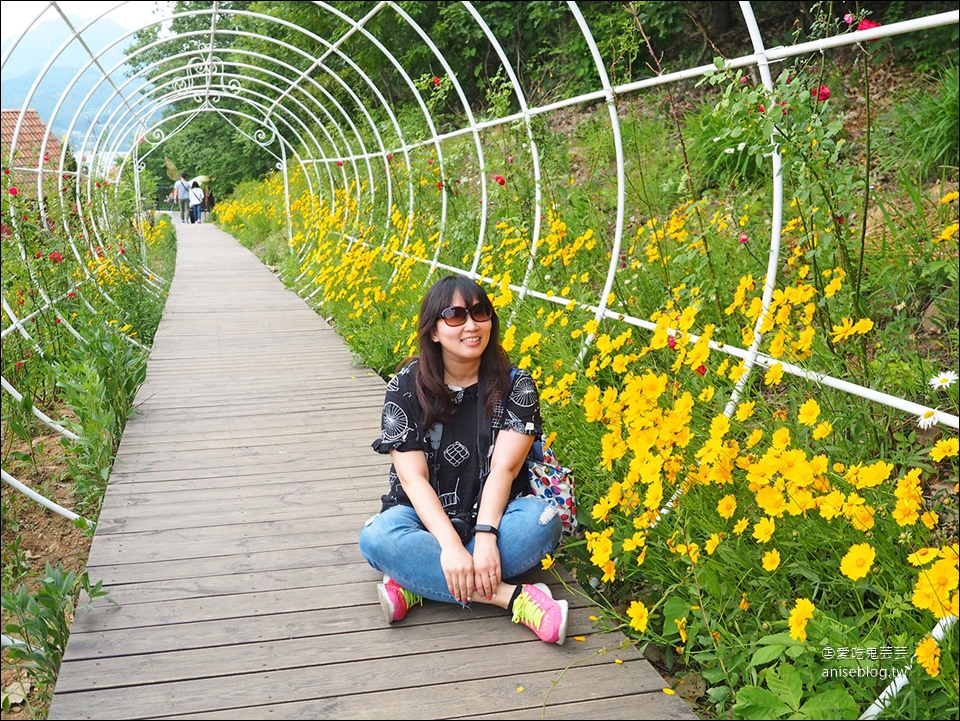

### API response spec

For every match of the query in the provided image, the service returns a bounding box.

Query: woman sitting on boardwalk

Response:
[359,275,568,644]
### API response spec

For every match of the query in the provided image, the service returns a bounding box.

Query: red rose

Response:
[811,85,831,102]
[49,251,63,263]
[337,160,343,167]
[696,365,707,376]
[857,18,882,41]
[494,174,505,186]
[437,181,443,189]
[667,336,677,350]
[9,186,18,196]
[433,76,440,88]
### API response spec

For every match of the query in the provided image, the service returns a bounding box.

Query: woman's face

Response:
[430,291,491,368]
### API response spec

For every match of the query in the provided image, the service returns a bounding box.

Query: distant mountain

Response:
[1,15,152,145]
[2,14,134,75]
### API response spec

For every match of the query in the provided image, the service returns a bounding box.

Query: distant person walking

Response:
[189,181,204,224]
[204,186,216,222]
[174,172,192,224]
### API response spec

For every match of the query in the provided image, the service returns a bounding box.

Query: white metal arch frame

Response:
[1,2,958,706]
[1,5,957,515]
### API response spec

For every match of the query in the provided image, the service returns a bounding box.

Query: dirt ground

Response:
[1,430,89,719]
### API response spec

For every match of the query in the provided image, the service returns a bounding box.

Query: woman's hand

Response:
[472,534,501,600]
[440,543,475,603]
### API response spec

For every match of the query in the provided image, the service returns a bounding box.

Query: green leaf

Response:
[795,687,860,719]
[757,632,800,646]
[751,644,787,668]
[766,664,803,712]
[707,685,731,706]
[733,684,792,720]
[702,665,728,684]
[662,596,690,635]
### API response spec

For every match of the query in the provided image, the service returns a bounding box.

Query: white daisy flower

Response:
[928,371,958,390]
[917,409,940,430]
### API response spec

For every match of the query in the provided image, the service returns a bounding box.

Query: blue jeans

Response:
[358,497,561,604]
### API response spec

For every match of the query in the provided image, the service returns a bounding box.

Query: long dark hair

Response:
[413,275,511,428]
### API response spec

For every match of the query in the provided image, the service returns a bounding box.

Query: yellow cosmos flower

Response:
[907,548,941,567]
[762,548,781,572]
[746,429,764,448]
[840,542,875,581]
[915,636,940,678]
[931,437,959,462]
[728,360,747,381]
[675,616,688,643]
[735,401,755,422]
[627,600,650,632]
[797,398,820,426]
[717,494,738,519]
[771,427,791,449]
[739,592,750,610]
[753,516,776,543]
[788,598,815,642]
[705,533,721,555]
[541,554,555,571]
[812,421,832,440]
[501,324,516,352]
[764,362,784,386]
[519,331,542,353]
[912,558,959,618]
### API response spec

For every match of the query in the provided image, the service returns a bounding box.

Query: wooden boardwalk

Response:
[48,220,697,720]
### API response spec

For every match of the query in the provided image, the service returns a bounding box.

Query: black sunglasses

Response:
[438,301,493,327]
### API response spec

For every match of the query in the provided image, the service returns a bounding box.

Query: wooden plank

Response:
[173,661,679,720]
[56,608,605,696]
[50,626,632,719]
[85,543,365,586]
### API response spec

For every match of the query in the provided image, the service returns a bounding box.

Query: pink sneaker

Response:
[377,575,422,624]
[511,583,568,645]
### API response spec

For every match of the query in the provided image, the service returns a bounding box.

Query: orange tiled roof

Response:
[1,108,63,170]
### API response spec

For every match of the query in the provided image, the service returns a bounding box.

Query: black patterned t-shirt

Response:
[372,360,542,517]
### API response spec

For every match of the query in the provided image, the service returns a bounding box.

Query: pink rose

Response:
[812,85,831,102]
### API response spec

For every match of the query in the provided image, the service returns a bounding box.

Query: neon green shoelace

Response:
[400,587,422,608]
[511,592,545,627]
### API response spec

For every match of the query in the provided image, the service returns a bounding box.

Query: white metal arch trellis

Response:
[1,4,958,709]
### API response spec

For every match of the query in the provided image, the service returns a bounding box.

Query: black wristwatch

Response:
[473,524,499,539]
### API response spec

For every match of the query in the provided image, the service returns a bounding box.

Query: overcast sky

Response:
[1,1,165,42]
